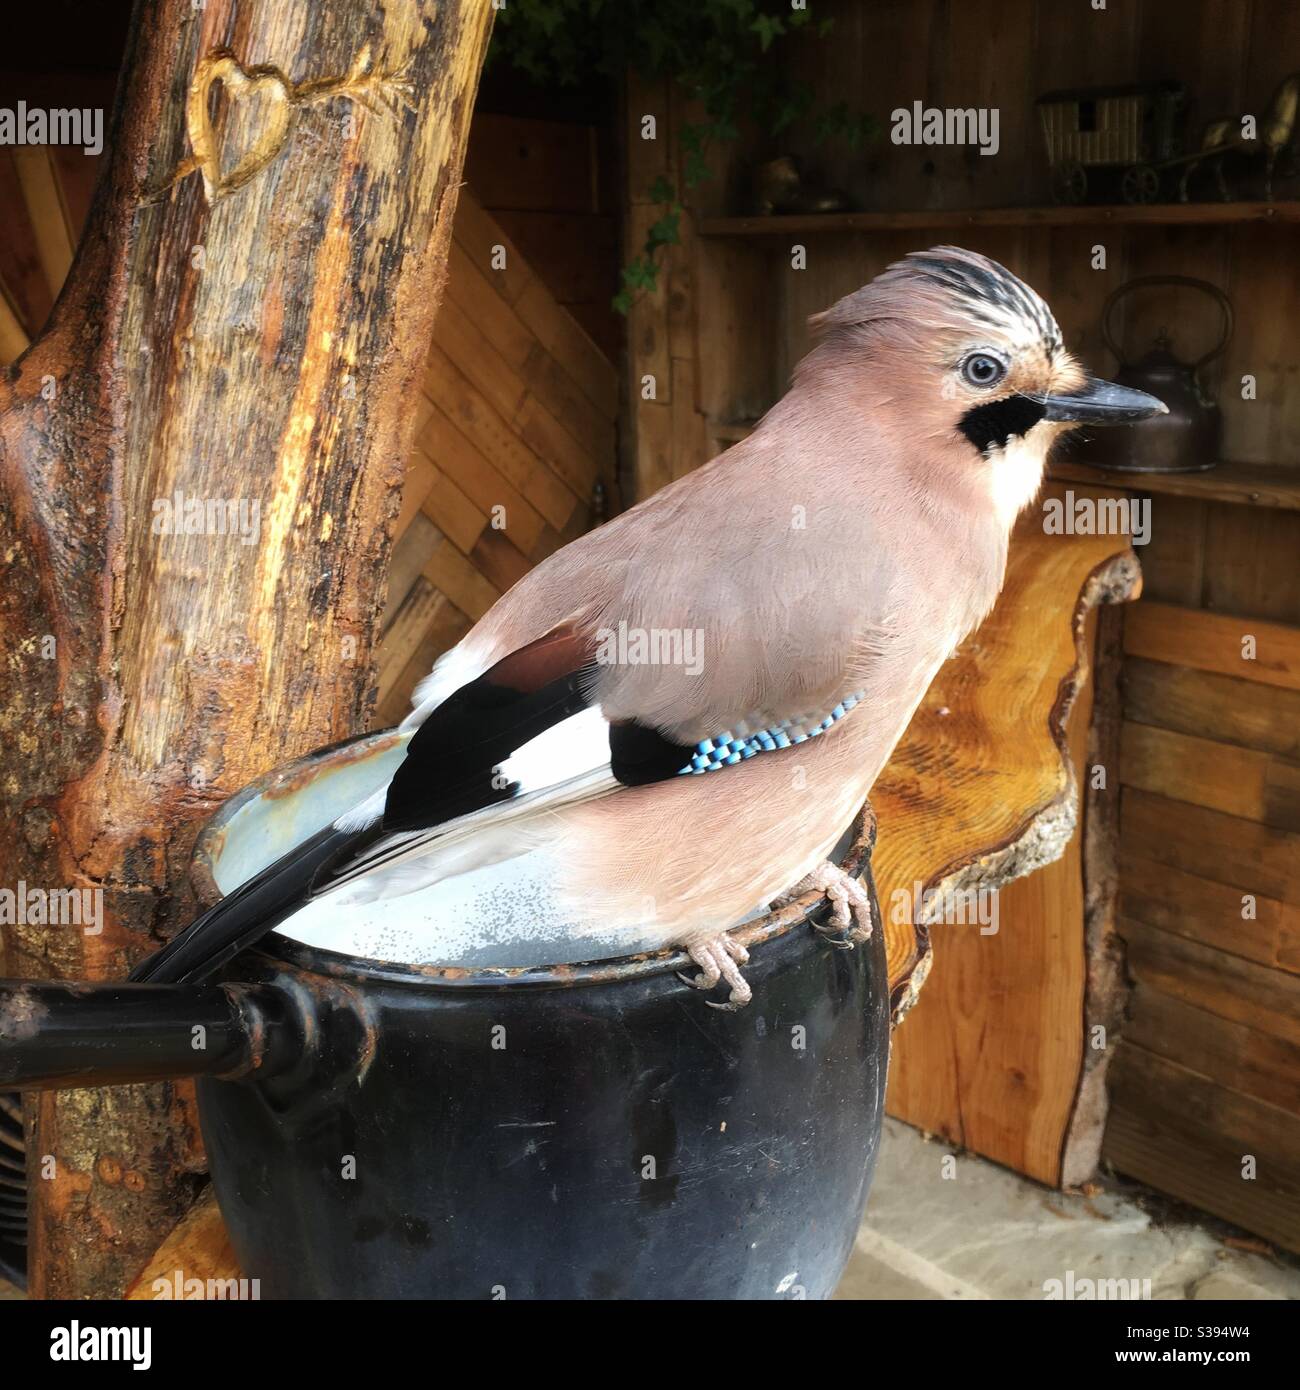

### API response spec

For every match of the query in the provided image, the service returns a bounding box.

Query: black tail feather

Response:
[129,824,369,985]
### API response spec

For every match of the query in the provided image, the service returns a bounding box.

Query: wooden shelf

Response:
[699,201,1300,237]
[1048,459,1300,511]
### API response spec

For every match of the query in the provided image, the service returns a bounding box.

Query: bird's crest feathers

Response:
[809,245,1063,358]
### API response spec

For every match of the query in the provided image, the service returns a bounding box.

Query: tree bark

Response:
[0,0,492,1297]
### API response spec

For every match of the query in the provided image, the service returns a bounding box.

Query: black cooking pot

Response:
[0,733,889,1300]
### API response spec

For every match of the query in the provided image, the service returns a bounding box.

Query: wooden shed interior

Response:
[1,0,1298,1293]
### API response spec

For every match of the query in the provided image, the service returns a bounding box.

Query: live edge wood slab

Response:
[882,481,1139,1187]
[125,480,1137,1293]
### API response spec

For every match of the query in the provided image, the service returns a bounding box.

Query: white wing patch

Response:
[328,700,616,900]
[499,704,610,793]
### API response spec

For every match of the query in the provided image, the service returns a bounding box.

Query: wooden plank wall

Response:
[463,112,622,364]
[1103,518,1300,1249]
[0,145,90,359]
[371,189,618,726]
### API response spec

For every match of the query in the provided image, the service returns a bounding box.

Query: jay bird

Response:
[131,246,1164,1005]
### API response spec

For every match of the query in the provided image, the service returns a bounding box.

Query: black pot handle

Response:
[0,978,299,1091]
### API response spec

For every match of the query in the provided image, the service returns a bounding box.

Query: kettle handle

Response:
[1100,275,1234,373]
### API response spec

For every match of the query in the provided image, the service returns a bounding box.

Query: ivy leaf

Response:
[684,150,712,187]
[710,116,740,144]
[623,258,661,292]
[750,13,785,52]
[679,123,706,154]
[771,81,813,135]
[646,208,682,249]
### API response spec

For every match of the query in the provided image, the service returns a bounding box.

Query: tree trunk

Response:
[0,0,492,1297]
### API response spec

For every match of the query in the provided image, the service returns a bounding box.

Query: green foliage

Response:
[488,0,876,312]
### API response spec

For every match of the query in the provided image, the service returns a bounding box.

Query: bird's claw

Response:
[677,866,870,1010]
[785,860,874,944]
[680,934,752,1008]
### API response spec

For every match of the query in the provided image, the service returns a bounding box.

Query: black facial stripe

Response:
[959,394,1046,453]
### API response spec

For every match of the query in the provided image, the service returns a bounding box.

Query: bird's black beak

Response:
[1030,377,1168,425]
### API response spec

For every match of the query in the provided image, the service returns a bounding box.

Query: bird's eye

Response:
[960,353,1007,389]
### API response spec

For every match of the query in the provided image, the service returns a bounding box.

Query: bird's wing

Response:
[128,625,611,987]
[126,616,727,987]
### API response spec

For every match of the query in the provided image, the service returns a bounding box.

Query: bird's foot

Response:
[783,860,873,947]
[677,933,752,1011]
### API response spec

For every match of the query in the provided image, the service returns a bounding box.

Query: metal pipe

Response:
[0,979,292,1090]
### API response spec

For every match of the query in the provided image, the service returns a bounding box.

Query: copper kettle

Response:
[1078,274,1233,473]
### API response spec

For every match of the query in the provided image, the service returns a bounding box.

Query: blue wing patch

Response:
[679,693,864,774]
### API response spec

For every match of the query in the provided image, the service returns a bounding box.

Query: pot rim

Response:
[193,729,877,992]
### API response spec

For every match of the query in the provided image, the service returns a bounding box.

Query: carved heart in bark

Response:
[186,55,294,201]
